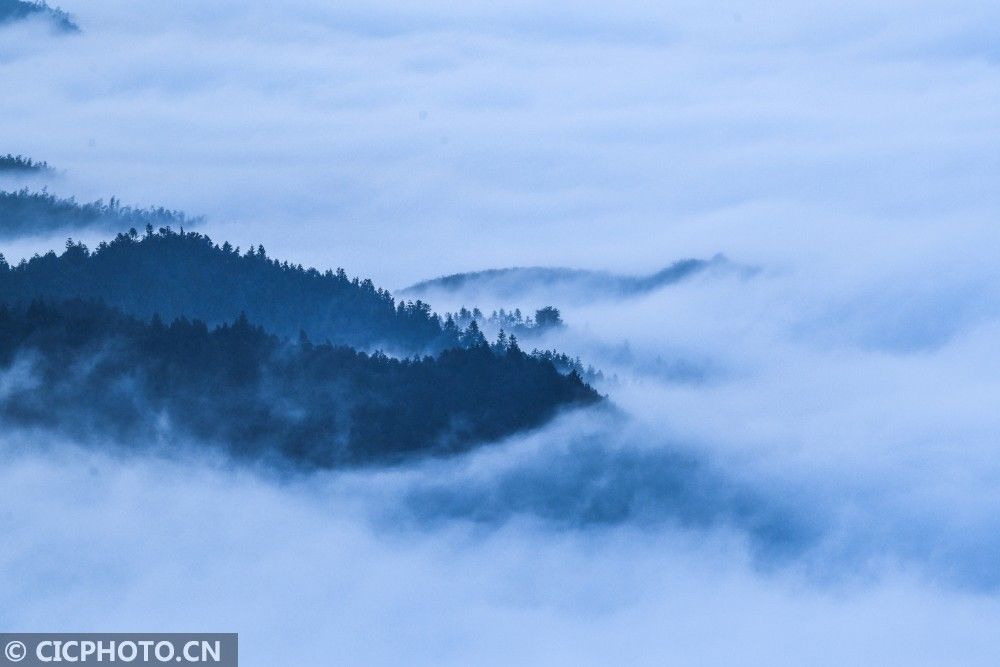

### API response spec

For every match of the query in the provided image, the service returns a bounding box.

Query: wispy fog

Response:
[3,0,1000,663]
[2,0,998,284]
[3,429,1000,666]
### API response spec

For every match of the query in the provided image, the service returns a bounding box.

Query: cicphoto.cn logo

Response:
[0,634,237,666]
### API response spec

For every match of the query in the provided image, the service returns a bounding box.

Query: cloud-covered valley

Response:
[3,0,1000,664]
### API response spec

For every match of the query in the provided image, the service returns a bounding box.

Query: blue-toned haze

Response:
[2,0,1000,664]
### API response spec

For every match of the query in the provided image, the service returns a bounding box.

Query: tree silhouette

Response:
[0,228,454,353]
[0,299,601,467]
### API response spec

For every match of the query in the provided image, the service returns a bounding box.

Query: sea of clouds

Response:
[2,0,1000,664]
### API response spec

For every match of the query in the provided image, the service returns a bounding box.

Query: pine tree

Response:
[461,320,487,348]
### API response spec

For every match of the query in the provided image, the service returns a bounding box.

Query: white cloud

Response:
[3,0,1000,662]
[3,437,1000,666]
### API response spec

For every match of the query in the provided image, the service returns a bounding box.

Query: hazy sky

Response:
[1,0,998,284]
[3,1,1000,664]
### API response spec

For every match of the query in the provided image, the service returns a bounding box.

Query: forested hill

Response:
[0,227,454,352]
[0,0,77,31]
[0,190,196,240]
[0,300,601,466]
[0,154,52,173]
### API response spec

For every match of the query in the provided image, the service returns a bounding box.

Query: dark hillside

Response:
[0,300,602,467]
[0,189,194,239]
[0,0,77,31]
[0,229,447,352]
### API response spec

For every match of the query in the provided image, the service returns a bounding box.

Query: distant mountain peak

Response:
[401,254,750,303]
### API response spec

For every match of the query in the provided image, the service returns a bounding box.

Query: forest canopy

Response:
[0,0,77,31]
[0,154,53,173]
[0,228,569,354]
[0,228,602,466]
[0,299,601,467]
[0,189,196,239]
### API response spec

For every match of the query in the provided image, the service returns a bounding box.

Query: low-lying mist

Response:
[4,0,1000,663]
[3,405,1000,666]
